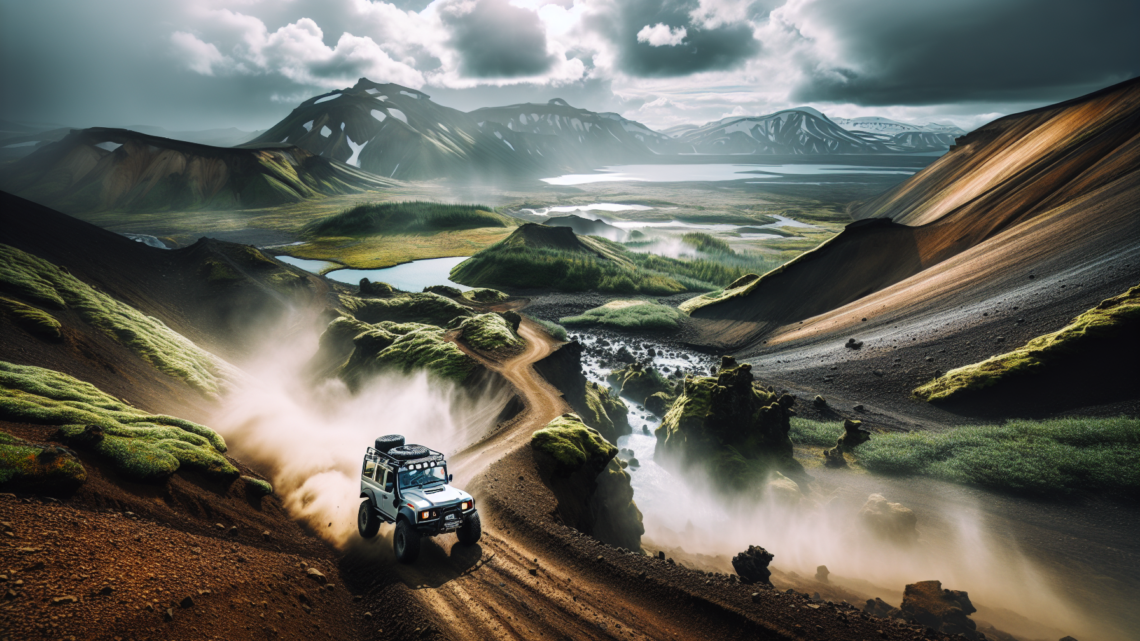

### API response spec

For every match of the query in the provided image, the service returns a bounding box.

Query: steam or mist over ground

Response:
[210,319,510,548]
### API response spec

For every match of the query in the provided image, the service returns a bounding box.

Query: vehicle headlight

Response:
[460,500,472,511]
[420,511,430,520]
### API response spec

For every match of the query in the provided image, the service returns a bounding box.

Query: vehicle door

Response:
[375,465,398,521]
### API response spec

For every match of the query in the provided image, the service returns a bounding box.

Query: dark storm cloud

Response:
[443,0,555,78]
[589,0,760,77]
[790,0,1140,106]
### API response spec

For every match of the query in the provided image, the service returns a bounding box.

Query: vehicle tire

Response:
[456,511,482,546]
[358,500,381,539]
[374,434,404,453]
[388,444,430,460]
[394,518,421,563]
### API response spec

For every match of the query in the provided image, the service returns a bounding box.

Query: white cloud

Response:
[170,31,225,76]
[636,23,688,47]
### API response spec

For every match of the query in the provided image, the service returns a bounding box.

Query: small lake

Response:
[542,163,918,185]
[611,214,815,232]
[522,203,655,216]
[324,256,472,292]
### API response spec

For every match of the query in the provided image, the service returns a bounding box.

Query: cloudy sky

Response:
[1,0,1136,133]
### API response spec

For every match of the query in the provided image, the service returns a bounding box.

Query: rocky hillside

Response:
[673,110,894,155]
[0,127,395,213]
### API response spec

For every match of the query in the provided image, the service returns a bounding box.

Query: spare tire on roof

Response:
[388,445,430,460]
[375,434,405,453]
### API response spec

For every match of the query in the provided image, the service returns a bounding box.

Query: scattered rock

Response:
[859,493,918,543]
[214,523,225,531]
[52,595,78,605]
[164,608,174,622]
[306,568,327,584]
[180,595,195,608]
[731,545,774,585]
[845,338,863,350]
[813,395,827,408]
[853,404,865,412]
[898,580,979,639]
[864,597,899,619]
[815,565,830,582]
[228,526,239,536]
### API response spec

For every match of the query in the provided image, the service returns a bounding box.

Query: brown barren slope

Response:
[689,77,1140,354]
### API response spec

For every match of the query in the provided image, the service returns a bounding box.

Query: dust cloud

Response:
[634,455,1106,641]
[210,319,510,548]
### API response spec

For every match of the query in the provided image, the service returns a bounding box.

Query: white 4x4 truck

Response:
[358,434,481,563]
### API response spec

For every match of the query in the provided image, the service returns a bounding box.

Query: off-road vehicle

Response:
[358,434,481,563]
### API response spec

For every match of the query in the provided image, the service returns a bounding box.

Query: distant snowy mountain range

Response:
[3,78,972,182]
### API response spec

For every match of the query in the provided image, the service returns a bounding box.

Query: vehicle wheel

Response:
[457,511,481,546]
[388,444,430,460]
[358,501,380,539]
[374,434,404,453]
[394,518,421,563]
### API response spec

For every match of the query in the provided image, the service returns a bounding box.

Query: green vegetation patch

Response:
[0,244,226,398]
[341,322,478,386]
[682,232,733,255]
[457,313,524,353]
[915,285,1140,402]
[0,362,235,483]
[0,431,87,491]
[243,476,274,496]
[0,295,62,341]
[340,292,473,327]
[796,417,1140,497]
[561,299,683,331]
[580,382,629,444]
[608,363,673,403]
[531,413,618,475]
[530,317,567,341]
[304,201,510,237]
[461,288,509,304]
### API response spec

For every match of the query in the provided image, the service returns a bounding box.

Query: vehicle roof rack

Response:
[365,446,446,469]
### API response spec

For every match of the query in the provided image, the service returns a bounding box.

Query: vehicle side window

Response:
[362,459,376,481]
[382,468,394,492]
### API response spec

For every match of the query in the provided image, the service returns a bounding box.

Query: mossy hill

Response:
[561,299,683,332]
[303,201,513,237]
[0,361,235,483]
[456,313,524,354]
[0,243,228,398]
[451,224,751,294]
[0,128,396,213]
[0,431,86,493]
[915,284,1140,402]
[656,356,805,491]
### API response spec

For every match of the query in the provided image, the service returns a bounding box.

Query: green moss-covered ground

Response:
[303,201,511,237]
[457,313,524,353]
[0,431,87,491]
[608,363,673,404]
[0,295,62,340]
[461,287,509,304]
[791,417,1140,497]
[580,381,630,444]
[914,285,1140,402]
[562,299,683,331]
[529,317,567,341]
[339,321,478,387]
[532,413,618,476]
[243,476,274,496]
[0,361,235,483]
[340,292,473,327]
[0,244,226,398]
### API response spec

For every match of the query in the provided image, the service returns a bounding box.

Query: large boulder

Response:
[607,362,671,404]
[456,313,525,354]
[339,321,481,388]
[654,356,807,491]
[359,278,394,297]
[532,341,629,443]
[731,545,774,585]
[859,493,918,543]
[532,414,643,550]
[898,580,978,638]
[823,419,871,467]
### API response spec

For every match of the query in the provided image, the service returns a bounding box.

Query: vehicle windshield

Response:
[398,465,447,490]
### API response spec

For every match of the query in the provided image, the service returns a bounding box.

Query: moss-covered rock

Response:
[531,414,617,476]
[531,341,630,443]
[607,362,672,404]
[340,292,473,327]
[340,321,478,387]
[0,244,227,398]
[531,413,643,549]
[644,391,673,417]
[457,313,525,354]
[423,285,463,297]
[0,362,235,483]
[914,284,1140,402]
[0,295,62,341]
[581,381,630,444]
[823,419,871,467]
[654,356,805,492]
[243,476,274,496]
[461,288,509,304]
[359,278,394,297]
[0,432,87,493]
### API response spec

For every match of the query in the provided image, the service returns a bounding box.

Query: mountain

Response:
[469,98,680,167]
[830,116,966,137]
[543,214,627,241]
[0,127,395,213]
[118,125,263,147]
[1,123,263,162]
[684,77,1140,366]
[250,78,538,181]
[673,109,894,155]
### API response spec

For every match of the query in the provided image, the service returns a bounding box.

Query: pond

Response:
[324,256,472,292]
[275,255,339,274]
[542,163,918,185]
